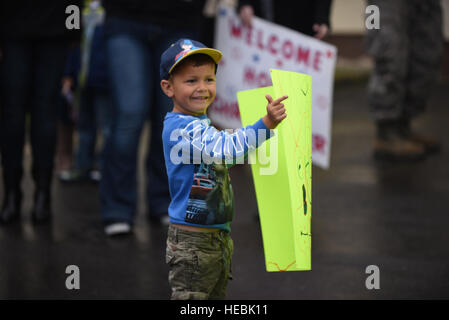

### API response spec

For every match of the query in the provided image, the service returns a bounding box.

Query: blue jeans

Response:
[100,16,196,224]
[75,87,112,172]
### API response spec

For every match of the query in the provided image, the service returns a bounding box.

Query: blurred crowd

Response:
[0,0,444,235]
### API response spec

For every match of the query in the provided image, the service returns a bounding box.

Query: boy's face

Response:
[161,60,216,116]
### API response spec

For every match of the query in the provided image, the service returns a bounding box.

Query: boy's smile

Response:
[163,62,217,116]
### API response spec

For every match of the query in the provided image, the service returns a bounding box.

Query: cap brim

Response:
[168,48,223,74]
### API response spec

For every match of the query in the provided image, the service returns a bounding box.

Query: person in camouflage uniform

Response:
[366,0,444,161]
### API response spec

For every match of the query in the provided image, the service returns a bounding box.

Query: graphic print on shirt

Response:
[185,162,234,225]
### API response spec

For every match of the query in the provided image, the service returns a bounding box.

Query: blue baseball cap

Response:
[160,39,223,80]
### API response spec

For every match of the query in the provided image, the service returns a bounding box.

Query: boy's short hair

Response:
[160,38,222,80]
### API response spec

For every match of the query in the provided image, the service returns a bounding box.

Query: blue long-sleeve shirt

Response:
[162,112,271,231]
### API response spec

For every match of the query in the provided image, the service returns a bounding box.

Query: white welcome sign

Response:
[209,5,337,169]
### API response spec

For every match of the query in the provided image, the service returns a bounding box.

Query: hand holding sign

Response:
[238,69,312,272]
[262,94,288,129]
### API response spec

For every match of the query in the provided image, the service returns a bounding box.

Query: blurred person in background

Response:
[0,1,82,224]
[58,0,111,184]
[100,0,206,236]
[366,0,444,162]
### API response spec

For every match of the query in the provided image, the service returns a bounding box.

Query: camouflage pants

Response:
[366,0,443,121]
[166,225,234,300]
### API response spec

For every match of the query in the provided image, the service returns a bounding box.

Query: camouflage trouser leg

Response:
[366,0,443,121]
[166,225,234,300]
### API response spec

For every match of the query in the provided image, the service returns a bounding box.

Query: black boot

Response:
[31,169,53,224]
[0,189,22,224]
[0,168,23,224]
[31,188,52,224]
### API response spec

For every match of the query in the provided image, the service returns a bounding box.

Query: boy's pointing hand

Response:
[263,94,288,129]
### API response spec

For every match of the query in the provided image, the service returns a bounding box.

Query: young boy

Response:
[160,39,287,300]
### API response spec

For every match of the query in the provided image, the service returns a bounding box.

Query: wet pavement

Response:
[1,80,449,299]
